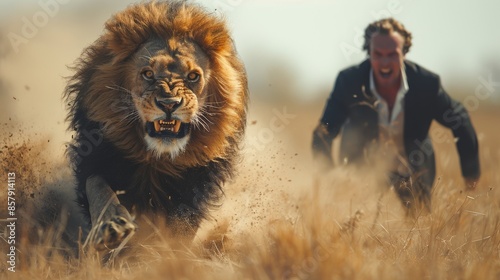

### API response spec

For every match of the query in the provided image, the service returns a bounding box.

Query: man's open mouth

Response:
[146,118,190,138]
[379,68,393,79]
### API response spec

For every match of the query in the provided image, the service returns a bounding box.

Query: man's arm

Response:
[312,72,349,168]
[433,80,481,184]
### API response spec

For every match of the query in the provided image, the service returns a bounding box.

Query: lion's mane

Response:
[64,1,248,234]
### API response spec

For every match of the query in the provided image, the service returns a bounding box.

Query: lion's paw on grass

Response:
[94,216,137,250]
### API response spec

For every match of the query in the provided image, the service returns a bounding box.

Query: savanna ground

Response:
[0,96,499,279]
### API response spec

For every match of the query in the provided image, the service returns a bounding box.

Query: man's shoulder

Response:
[405,60,440,81]
[338,59,370,77]
[405,60,442,92]
[336,59,370,85]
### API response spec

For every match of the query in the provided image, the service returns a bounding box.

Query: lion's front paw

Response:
[94,216,136,250]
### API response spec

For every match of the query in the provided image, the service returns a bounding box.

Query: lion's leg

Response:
[86,176,136,250]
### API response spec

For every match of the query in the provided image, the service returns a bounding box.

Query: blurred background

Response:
[0,0,499,155]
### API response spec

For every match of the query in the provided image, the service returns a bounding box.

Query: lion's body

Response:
[64,1,248,243]
[72,132,233,234]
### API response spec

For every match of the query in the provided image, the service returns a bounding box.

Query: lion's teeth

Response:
[173,120,181,133]
[154,119,181,133]
[154,121,161,132]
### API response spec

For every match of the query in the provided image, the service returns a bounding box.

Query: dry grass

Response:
[1,105,499,279]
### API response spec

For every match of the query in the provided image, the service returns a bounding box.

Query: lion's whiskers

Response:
[201,104,223,111]
[103,84,142,125]
[106,84,135,95]
[192,118,209,132]
[144,46,154,58]
[120,111,140,125]
[111,105,141,125]
[192,116,209,132]
[192,110,214,132]
[199,103,221,116]
[139,55,152,62]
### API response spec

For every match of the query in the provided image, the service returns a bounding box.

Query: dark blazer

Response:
[312,59,480,188]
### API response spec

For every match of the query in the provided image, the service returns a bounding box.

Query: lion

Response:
[63,1,248,250]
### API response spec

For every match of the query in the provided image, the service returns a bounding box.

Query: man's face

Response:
[369,31,405,88]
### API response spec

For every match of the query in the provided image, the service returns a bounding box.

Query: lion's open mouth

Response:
[146,118,190,138]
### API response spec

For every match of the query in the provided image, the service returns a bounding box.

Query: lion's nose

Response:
[155,97,182,113]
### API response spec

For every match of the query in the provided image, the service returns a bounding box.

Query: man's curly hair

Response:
[363,18,412,55]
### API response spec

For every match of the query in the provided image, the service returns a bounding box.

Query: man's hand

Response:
[312,123,334,170]
[465,177,479,191]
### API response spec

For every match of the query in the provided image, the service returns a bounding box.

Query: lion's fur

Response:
[64,1,248,235]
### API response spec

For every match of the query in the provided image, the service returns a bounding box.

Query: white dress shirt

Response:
[370,68,412,177]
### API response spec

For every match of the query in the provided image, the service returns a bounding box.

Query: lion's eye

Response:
[142,70,155,80]
[187,72,200,82]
